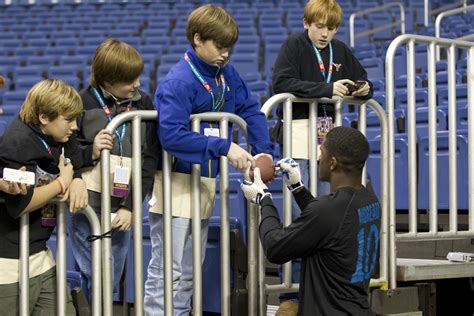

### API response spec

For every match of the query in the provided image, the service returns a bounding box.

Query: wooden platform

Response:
[397,258,474,281]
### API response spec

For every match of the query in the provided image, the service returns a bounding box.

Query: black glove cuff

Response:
[288,181,304,192]
[257,190,272,205]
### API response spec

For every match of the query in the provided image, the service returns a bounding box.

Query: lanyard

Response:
[312,42,333,83]
[92,88,132,156]
[184,53,226,112]
[38,136,53,156]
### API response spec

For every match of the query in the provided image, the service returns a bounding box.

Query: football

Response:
[249,154,275,183]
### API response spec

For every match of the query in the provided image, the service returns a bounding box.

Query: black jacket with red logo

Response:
[272,31,373,122]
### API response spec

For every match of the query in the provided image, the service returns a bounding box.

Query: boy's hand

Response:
[92,129,114,160]
[351,81,370,97]
[332,79,353,97]
[277,157,304,192]
[227,142,255,172]
[0,167,29,195]
[240,168,272,205]
[111,207,132,231]
[58,155,74,188]
[62,178,88,213]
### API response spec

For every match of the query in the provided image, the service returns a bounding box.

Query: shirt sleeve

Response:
[232,70,274,156]
[0,139,36,218]
[156,79,231,164]
[272,37,333,98]
[259,195,334,264]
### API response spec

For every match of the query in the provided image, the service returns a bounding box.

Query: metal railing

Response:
[260,94,389,313]
[425,0,469,26]
[349,2,405,48]
[385,34,474,289]
[435,4,474,60]
[19,204,101,315]
[101,110,157,316]
[102,111,252,316]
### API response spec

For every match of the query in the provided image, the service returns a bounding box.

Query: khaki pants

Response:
[0,267,75,316]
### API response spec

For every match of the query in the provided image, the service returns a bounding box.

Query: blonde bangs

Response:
[304,0,342,28]
[187,5,239,49]
[20,79,83,124]
[90,39,144,86]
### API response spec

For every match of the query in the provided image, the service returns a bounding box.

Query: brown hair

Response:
[304,0,343,29]
[20,79,82,124]
[90,39,144,87]
[186,4,239,49]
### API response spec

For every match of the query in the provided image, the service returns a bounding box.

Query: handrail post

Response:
[103,110,158,316]
[19,214,29,316]
[219,118,231,316]
[56,202,67,316]
[132,116,144,315]
[162,150,174,315]
[191,118,203,316]
[82,206,102,316]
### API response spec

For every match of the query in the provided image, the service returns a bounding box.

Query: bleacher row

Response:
[2,0,473,312]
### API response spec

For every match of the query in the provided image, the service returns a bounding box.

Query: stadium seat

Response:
[231,53,259,77]
[366,135,409,210]
[15,76,43,90]
[418,132,468,210]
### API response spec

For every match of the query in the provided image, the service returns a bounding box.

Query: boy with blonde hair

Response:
[0,79,89,314]
[144,5,274,315]
[272,0,374,313]
[69,39,159,298]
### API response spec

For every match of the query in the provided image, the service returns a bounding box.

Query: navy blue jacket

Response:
[155,46,274,178]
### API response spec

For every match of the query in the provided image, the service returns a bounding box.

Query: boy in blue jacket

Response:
[144,4,274,315]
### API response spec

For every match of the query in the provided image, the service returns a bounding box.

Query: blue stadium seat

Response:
[27,56,55,72]
[44,46,71,57]
[167,44,188,54]
[263,43,282,75]
[48,65,80,78]
[437,84,468,107]
[202,217,244,313]
[156,64,174,83]
[395,74,423,90]
[234,43,259,55]
[247,80,269,98]
[395,88,429,108]
[411,107,448,139]
[366,135,409,210]
[13,47,42,60]
[142,35,171,47]
[75,45,97,56]
[13,66,44,79]
[418,132,468,210]
[0,119,8,136]
[124,222,151,303]
[15,76,43,90]
[0,105,21,125]
[59,55,88,67]
[231,53,259,77]
[360,58,384,79]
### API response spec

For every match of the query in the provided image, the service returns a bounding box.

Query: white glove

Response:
[277,157,304,192]
[240,167,272,205]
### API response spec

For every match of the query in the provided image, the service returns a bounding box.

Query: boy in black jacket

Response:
[69,39,159,298]
[0,79,89,314]
[241,127,380,316]
[271,0,374,311]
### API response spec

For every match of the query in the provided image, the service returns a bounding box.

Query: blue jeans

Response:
[144,213,209,316]
[68,205,130,301]
[279,159,330,302]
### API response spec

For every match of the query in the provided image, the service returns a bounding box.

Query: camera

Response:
[344,81,365,94]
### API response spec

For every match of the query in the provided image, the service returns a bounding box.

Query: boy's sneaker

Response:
[275,300,299,316]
